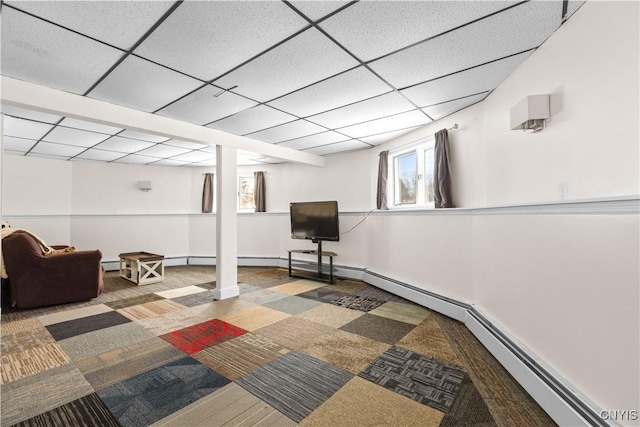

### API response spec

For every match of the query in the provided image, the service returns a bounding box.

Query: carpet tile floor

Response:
[0,266,556,427]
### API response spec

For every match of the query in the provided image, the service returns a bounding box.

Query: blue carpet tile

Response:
[45,311,131,341]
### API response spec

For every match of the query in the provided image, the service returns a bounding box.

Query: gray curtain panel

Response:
[254,171,266,212]
[202,173,214,213]
[376,150,389,210]
[434,129,454,208]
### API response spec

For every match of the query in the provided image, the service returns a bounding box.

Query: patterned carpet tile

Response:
[238,283,265,294]
[254,317,335,351]
[97,356,230,427]
[192,332,289,381]
[76,337,185,391]
[239,288,290,305]
[0,323,54,355]
[195,280,216,290]
[171,290,216,308]
[355,287,413,304]
[300,377,444,427]
[296,288,349,304]
[155,285,208,299]
[46,310,132,341]
[300,328,390,374]
[94,287,148,304]
[0,317,42,334]
[358,346,466,413]
[296,303,366,329]
[1,342,70,385]
[218,306,291,331]
[105,293,165,310]
[160,319,248,354]
[440,375,496,426]
[396,314,463,367]
[10,392,121,427]
[37,304,113,326]
[268,280,325,296]
[262,295,322,315]
[239,269,295,288]
[1,363,94,426]
[340,313,416,345]
[153,382,296,427]
[330,295,386,312]
[327,279,370,295]
[368,301,430,325]
[0,300,98,323]
[236,351,353,423]
[118,299,187,321]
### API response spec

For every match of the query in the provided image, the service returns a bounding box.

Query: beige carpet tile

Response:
[269,280,325,295]
[1,317,42,334]
[239,269,296,288]
[328,279,370,295]
[300,376,444,427]
[218,306,291,331]
[239,288,290,305]
[58,321,156,361]
[105,293,165,310]
[300,328,390,374]
[118,299,187,321]
[1,324,55,355]
[262,295,322,315]
[368,301,431,325]
[94,287,149,303]
[152,382,296,427]
[254,317,336,351]
[37,304,114,326]
[1,342,70,384]
[396,313,463,367]
[296,303,366,328]
[1,300,98,323]
[0,363,94,426]
[155,285,208,299]
[76,337,184,391]
[192,332,289,381]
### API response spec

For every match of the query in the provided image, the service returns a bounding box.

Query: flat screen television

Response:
[290,201,339,242]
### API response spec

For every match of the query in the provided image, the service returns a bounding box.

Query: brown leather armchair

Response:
[1,232,104,308]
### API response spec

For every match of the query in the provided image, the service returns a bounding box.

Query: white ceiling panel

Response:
[136,144,192,158]
[27,153,71,161]
[165,139,209,150]
[4,117,54,140]
[360,127,422,146]
[74,149,126,162]
[214,28,360,102]
[320,1,517,61]
[193,158,217,166]
[134,1,308,80]
[1,105,62,124]
[89,56,203,113]
[268,66,391,117]
[422,93,488,121]
[59,118,123,135]
[307,92,416,129]
[1,7,124,94]
[7,1,174,50]
[152,159,191,167]
[93,136,155,153]
[208,105,296,136]
[304,140,370,156]
[117,130,170,143]
[401,51,532,107]
[369,1,562,88]
[199,146,217,154]
[171,151,216,163]
[337,110,431,139]
[157,85,258,126]
[43,126,111,147]
[278,131,350,150]
[30,142,85,157]
[3,136,36,152]
[114,154,160,165]
[288,1,351,22]
[249,120,326,144]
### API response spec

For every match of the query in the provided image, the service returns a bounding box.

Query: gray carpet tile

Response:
[439,374,497,426]
[296,288,349,304]
[355,286,414,304]
[330,294,386,312]
[340,313,416,345]
[262,295,322,315]
[45,311,132,340]
[171,290,215,307]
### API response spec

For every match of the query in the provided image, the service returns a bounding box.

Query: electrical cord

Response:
[340,208,377,235]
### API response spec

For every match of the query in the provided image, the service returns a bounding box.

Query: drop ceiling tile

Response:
[171,151,216,163]
[0,105,62,123]
[157,85,258,126]
[3,136,37,152]
[208,105,296,136]
[288,1,351,22]
[268,67,391,117]
[3,117,54,139]
[360,127,422,146]
[114,154,160,165]
[320,1,517,61]
[422,93,488,121]
[401,51,532,107]
[248,120,326,144]
[58,118,123,135]
[74,149,126,162]
[369,1,562,88]
[337,110,431,139]
[30,141,86,157]
[214,28,360,102]
[136,144,192,158]
[277,131,349,150]
[199,146,217,154]
[193,158,217,166]
[165,139,208,150]
[152,159,191,167]
[238,150,262,160]
[43,126,111,147]
[1,7,124,94]
[93,136,155,153]
[117,130,170,143]
[304,140,370,156]
[89,56,203,113]
[565,1,586,20]
[27,153,70,161]
[8,1,174,50]
[5,150,27,157]
[134,1,308,80]
[307,92,416,129]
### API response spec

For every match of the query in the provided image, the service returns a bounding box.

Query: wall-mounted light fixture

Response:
[137,181,152,192]
[510,95,550,132]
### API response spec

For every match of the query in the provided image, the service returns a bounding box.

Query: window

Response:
[391,137,435,207]
[238,175,255,211]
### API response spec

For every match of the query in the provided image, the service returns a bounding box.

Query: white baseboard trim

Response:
[213,284,239,300]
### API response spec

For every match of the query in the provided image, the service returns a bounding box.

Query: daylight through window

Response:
[391,137,435,208]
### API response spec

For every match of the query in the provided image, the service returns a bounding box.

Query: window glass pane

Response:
[424,147,434,203]
[397,152,416,204]
[238,176,255,210]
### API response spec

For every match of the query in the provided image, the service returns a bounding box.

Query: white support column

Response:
[0,114,4,314]
[213,145,239,300]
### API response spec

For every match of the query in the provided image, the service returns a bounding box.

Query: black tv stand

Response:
[288,240,337,284]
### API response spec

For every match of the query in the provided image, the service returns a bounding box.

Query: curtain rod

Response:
[202,171,267,175]
[447,123,459,131]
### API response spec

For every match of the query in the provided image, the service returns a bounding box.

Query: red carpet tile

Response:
[160,319,248,354]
